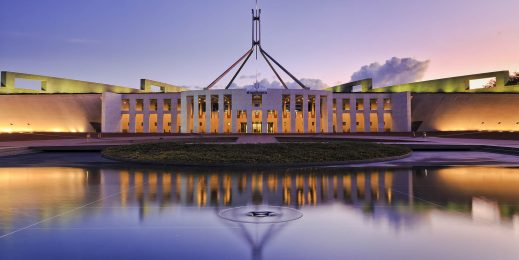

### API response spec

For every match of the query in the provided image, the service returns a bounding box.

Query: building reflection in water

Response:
[115,169,400,210]
[1,166,519,232]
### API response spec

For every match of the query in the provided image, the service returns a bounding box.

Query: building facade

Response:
[2,70,518,134]
[101,89,410,134]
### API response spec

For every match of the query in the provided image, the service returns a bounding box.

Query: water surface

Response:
[1,166,518,259]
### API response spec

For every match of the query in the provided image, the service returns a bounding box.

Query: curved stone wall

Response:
[0,94,101,133]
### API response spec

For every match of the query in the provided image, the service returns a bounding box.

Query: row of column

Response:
[181,93,334,134]
[126,98,179,133]
[335,97,390,133]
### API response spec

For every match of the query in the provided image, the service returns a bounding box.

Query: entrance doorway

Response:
[252,122,262,133]
[267,122,274,133]
[240,123,248,133]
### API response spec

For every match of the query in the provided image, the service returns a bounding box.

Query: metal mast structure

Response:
[205,0,309,90]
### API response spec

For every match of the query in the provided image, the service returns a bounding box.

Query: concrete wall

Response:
[371,71,516,93]
[1,71,188,94]
[0,94,101,132]
[328,71,519,94]
[102,92,122,133]
[412,93,519,131]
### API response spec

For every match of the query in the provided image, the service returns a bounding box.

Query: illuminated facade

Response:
[101,89,410,133]
[1,70,519,133]
[329,70,519,132]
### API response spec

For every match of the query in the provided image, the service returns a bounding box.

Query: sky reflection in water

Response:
[0,166,518,260]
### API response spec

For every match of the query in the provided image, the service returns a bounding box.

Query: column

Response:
[377,97,384,132]
[336,98,343,133]
[303,94,308,133]
[193,94,199,133]
[231,108,237,133]
[172,98,178,133]
[364,97,370,133]
[350,98,357,133]
[247,109,253,134]
[326,96,333,133]
[157,99,164,133]
[129,98,136,133]
[180,95,188,133]
[315,95,321,133]
[218,94,224,134]
[205,94,211,134]
[143,98,150,133]
[277,107,283,133]
[290,93,296,133]
[262,109,268,134]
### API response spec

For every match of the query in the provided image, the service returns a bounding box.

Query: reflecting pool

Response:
[1,166,519,259]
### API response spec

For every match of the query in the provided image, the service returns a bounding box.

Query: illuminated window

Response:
[383,98,392,110]
[370,99,377,110]
[163,99,171,111]
[356,99,364,110]
[121,99,130,111]
[149,99,157,111]
[342,99,350,110]
[136,99,143,111]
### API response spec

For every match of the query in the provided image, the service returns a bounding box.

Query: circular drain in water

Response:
[218,205,302,224]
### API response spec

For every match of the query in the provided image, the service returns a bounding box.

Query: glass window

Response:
[384,98,392,110]
[370,99,377,110]
[121,99,129,111]
[356,99,364,110]
[150,99,157,111]
[136,99,143,111]
[163,99,171,111]
[342,99,350,110]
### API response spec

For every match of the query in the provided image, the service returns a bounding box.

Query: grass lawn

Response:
[102,141,411,166]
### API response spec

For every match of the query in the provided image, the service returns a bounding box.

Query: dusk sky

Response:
[1,0,518,89]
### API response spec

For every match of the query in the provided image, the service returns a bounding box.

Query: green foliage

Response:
[102,141,411,165]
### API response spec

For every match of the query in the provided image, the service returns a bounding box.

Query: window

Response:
[121,99,130,111]
[383,98,392,110]
[342,99,350,110]
[163,99,171,111]
[370,99,377,111]
[136,99,143,111]
[356,99,364,110]
[149,99,157,111]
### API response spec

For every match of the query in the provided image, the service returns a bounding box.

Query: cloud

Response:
[238,78,328,89]
[184,77,329,90]
[288,78,329,89]
[239,73,261,80]
[351,57,430,88]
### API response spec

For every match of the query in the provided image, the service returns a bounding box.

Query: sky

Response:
[1,0,518,89]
